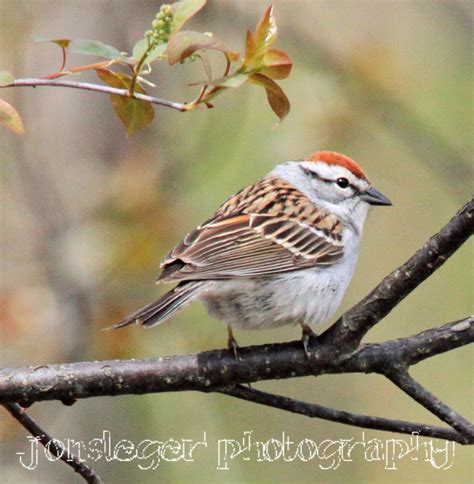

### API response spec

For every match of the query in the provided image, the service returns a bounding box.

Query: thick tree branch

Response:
[0,317,471,403]
[0,199,472,444]
[0,78,188,111]
[3,403,103,483]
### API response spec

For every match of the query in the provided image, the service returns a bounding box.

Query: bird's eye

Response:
[336,177,349,188]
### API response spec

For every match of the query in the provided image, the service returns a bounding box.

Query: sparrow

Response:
[110,151,391,357]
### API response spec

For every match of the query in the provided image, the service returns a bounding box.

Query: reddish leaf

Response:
[167,31,238,65]
[32,35,71,49]
[196,53,212,79]
[254,5,277,52]
[248,73,290,123]
[244,5,277,68]
[170,0,207,35]
[261,49,292,80]
[243,31,257,68]
[167,31,216,64]
[96,69,155,136]
[33,36,71,70]
[0,98,24,135]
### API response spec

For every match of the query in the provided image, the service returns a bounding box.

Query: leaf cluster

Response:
[0,2,292,136]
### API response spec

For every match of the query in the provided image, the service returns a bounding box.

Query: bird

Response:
[109,151,391,357]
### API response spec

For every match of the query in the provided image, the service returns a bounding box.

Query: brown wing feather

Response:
[157,176,344,282]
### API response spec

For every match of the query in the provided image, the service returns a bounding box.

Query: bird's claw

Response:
[301,323,317,359]
[227,336,239,360]
[227,325,240,361]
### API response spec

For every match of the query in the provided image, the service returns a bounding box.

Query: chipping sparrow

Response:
[111,151,391,356]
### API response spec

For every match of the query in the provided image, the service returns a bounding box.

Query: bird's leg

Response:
[227,324,239,360]
[300,322,317,358]
[226,325,251,386]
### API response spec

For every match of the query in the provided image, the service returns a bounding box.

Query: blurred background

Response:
[0,0,472,482]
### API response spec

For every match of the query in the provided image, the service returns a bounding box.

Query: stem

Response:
[129,40,155,95]
[1,78,188,111]
[43,60,120,80]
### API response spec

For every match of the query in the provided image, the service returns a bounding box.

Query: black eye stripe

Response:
[301,166,361,194]
[301,167,331,183]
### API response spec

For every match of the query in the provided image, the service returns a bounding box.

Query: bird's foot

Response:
[227,325,240,361]
[301,323,318,359]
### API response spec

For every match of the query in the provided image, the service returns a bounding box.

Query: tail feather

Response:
[106,282,205,331]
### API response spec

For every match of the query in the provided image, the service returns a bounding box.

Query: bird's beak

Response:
[361,186,392,206]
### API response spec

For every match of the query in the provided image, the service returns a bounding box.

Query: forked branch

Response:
[1,197,473,484]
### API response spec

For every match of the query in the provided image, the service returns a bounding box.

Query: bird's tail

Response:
[106,282,206,331]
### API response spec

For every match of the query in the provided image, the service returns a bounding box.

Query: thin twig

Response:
[1,78,188,111]
[2,403,103,483]
[218,385,470,444]
[385,370,474,441]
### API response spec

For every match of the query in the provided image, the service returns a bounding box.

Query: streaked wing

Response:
[158,209,344,282]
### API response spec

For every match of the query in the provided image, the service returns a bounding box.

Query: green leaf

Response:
[32,35,71,48]
[132,39,168,64]
[170,0,206,35]
[96,69,155,136]
[69,39,127,61]
[248,73,290,123]
[0,71,14,86]
[260,49,292,80]
[145,43,168,63]
[0,98,24,135]
[132,38,149,62]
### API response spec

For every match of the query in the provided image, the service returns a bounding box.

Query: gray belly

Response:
[200,267,347,330]
[202,279,285,329]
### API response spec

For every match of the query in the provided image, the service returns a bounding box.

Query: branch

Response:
[2,403,103,483]
[0,317,471,402]
[385,370,474,439]
[219,385,469,444]
[0,199,472,444]
[321,196,474,353]
[0,78,188,111]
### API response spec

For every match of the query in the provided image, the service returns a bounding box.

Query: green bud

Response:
[145,30,153,38]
